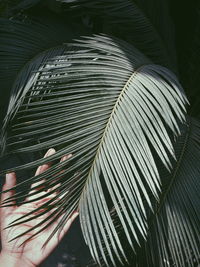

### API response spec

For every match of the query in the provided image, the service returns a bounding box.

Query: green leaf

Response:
[136,118,200,267]
[133,0,177,68]
[59,0,175,70]
[92,118,200,267]
[0,14,90,124]
[1,34,187,266]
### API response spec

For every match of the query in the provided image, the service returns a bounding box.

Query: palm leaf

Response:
[11,0,41,11]
[134,117,200,267]
[0,0,41,15]
[59,0,175,70]
[6,0,63,15]
[147,118,200,267]
[0,14,89,124]
[88,118,200,267]
[133,0,177,68]
[0,35,187,266]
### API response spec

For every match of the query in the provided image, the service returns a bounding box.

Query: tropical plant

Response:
[0,1,199,267]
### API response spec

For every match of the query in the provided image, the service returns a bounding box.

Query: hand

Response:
[0,148,78,267]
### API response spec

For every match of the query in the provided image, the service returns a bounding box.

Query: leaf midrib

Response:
[155,120,191,215]
[78,65,144,207]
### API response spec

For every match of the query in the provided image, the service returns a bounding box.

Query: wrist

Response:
[0,251,36,267]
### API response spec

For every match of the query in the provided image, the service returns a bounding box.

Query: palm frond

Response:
[11,0,41,12]
[89,118,200,267]
[0,14,89,124]
[59,0,175,70]
[7,0,63,15]
[133,0,177,68]
[20,0,42,9]
[1,35,187,266]
[138,117,200,267]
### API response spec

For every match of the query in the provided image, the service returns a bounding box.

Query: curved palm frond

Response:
[5,0,63,15]
[0,14,89,124]
[9,0,41,12]
[14,0,41,10]
[136,117,200,267]
[88,118,200,267]
[133,0,177,68]
[59,0,175,70]
[0,35,187,266]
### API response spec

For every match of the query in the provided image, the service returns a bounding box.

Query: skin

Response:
[0,148,79,267]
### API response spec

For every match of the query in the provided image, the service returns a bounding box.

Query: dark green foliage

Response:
[185,4,200,117]
[0,12,90,125]
[0,1,199,266]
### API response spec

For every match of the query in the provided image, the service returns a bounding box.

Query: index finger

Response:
[1,172,17,207]
[26,149,56,202]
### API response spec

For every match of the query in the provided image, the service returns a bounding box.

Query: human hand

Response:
[0,148,78,267]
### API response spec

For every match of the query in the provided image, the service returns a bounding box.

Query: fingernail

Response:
[61,154,72,162]
[6,173,14,185]
[45,148,55,157]
[72,211,79,218]
[6,173,10,183]
[36,166,41,174]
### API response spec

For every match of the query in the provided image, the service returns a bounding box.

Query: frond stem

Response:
[78,65,144,207]
[155,119,191,215]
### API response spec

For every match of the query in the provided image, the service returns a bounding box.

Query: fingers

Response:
[1,172,17,206]
[46,153,72,193]
[34,148,56,181]
[27,149,72,201]
[31,148,56,190]
[60,154,72,162]
[26,149,56,201]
